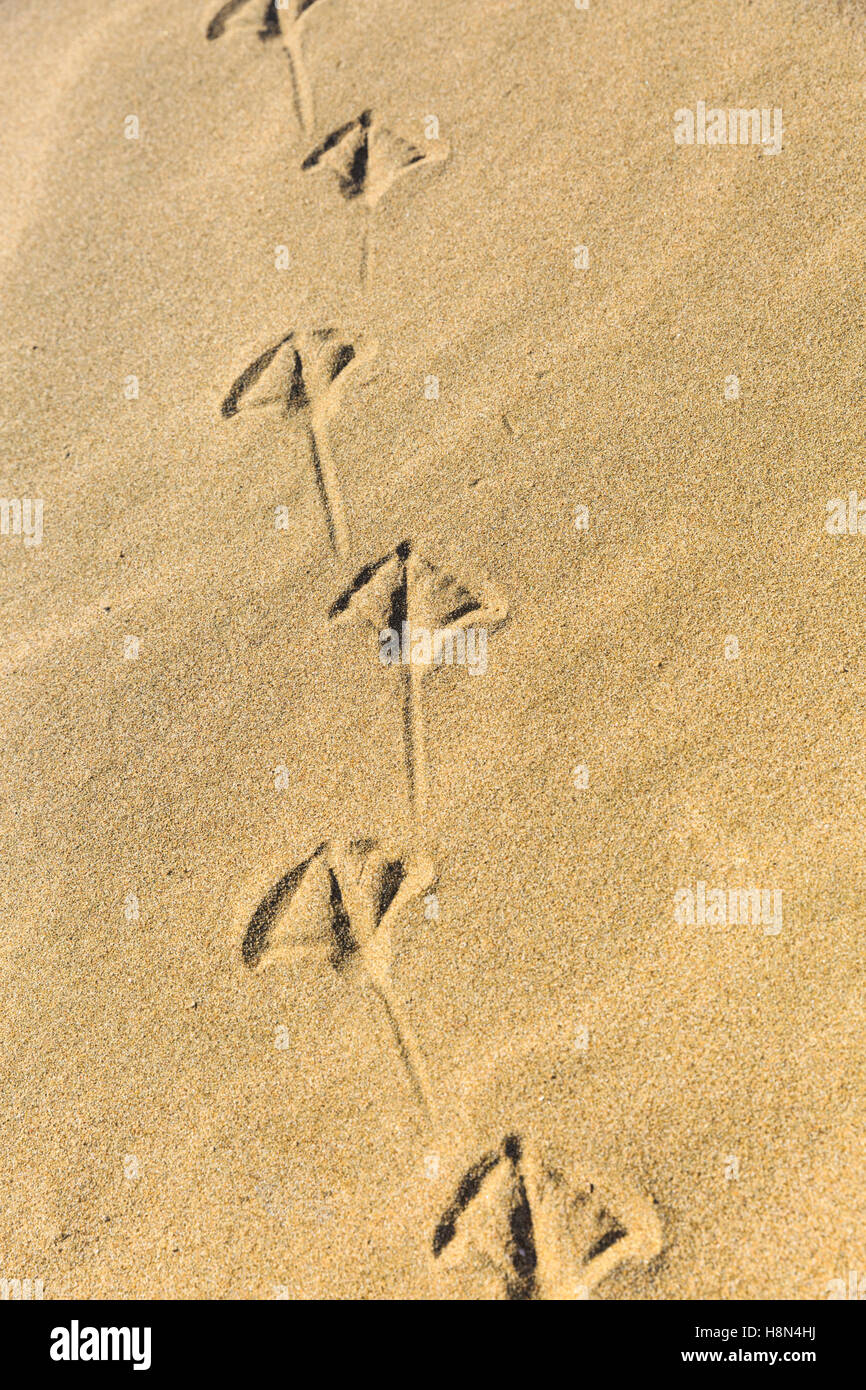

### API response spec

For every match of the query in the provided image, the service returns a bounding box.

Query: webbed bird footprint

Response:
[220,327,373,422]
[302,110,449,287]
[220,328,376,557]
[242,839,439,1119]
[432,1134,663,1300]
[329,541,508,825]
[242,839,435,982]
[328,539,508,674]
[302,109,449,209]
[205,0,326,133]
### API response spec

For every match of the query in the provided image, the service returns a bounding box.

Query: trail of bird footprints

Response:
[207,2,663,1297]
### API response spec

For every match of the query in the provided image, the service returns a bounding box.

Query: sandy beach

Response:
[0,0,864,1300]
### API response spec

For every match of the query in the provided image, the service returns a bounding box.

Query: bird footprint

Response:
[242,837,434,978]
[328,539,507,654]
[205,0,326,133]
[220,327,372,422]
[302,109,449,207]
[302,110,450,287]
[242,838,438,1121]
[432,1134,663,1300]
[220,327,376,557]
[329,541,507,828]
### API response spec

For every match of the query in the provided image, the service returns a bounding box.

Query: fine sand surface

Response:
[1,0,864,1299]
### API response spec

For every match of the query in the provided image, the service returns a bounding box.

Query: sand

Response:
[0,0,864,1300]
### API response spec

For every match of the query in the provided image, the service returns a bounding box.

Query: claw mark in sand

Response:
[329,541,507,840]
[205,0,326,134]
[242,838,438,1121]
[302,110,450,289]
[220,327,376,558]
[432,1134,663,1300]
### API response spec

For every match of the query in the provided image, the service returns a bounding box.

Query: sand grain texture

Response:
[0,0,864,1299]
